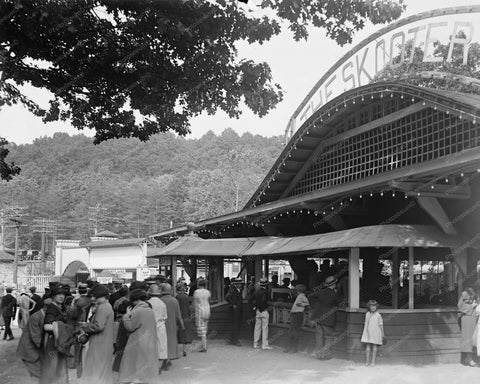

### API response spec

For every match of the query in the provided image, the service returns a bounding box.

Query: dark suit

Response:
[1,293,17,339]
[308,287,340,359]
[225,286,243,344]
[16,308,45,377]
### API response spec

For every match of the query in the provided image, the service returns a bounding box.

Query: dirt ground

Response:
[1,325,479,384]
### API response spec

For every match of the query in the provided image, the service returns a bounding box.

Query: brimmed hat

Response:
[51,284,68,297]
[148,284,161,296]
[259,277,268,286]
[324,276,338,287]
[160,283,172,295]
[367,299,379,307]
[90,284,110,299]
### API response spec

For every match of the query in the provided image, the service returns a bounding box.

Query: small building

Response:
[55,235,158,285]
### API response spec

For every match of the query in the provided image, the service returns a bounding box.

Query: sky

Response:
[0,0,477,145]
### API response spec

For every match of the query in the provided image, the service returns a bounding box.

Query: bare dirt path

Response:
[0,326,478,384]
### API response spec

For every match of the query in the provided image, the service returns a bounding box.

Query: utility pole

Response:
[32,218,57,273]
[5,217,28,287]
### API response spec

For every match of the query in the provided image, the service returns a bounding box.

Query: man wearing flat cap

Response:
[225,277,244,346]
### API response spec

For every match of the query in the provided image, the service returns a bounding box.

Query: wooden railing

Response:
[17,274,52,293]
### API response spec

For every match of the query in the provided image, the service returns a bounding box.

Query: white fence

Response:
[17,274,52,293]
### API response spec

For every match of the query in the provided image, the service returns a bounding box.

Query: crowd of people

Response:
[0,275,212,384]
[9,266,474,382]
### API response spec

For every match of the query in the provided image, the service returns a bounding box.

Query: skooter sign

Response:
[286,6,480,138]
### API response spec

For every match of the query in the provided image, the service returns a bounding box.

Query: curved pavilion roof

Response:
[244,82,480,209]
[150,82,480,240]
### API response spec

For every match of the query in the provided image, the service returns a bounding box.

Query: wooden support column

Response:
[255,256,263,282]
[456,249,468,296]
[408,247,414,309]
[217,258,224,302]
[348,247,360,309]
[392,249,399,309]
[264,258,269,279]
[171,255,177,294]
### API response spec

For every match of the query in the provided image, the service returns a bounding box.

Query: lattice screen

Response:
[290,107,480,197]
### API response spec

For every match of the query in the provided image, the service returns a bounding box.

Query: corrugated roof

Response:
[84,238,146,248]
[148,225,472,258]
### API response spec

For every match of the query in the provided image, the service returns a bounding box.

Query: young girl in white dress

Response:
[361,299,385,366]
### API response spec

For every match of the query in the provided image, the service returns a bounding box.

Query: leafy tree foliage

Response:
[0,138,20,181]
[0,0,405,148]
[0,130,283,249]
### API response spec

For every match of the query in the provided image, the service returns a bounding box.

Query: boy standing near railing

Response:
[284,284,309,353]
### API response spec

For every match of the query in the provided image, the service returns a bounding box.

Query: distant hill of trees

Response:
[0,129,283,250]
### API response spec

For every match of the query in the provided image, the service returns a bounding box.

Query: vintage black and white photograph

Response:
[1,0,480,383]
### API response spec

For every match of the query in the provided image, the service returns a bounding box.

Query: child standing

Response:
[361,299,384,366]
[284,284,309,353]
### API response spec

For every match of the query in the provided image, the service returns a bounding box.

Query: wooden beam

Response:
[416,196,457,235]
[408,247,414,309]
[348,247,360,309]
[279,103,427,199]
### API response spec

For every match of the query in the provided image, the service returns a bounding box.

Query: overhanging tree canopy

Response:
[0,0,405,180]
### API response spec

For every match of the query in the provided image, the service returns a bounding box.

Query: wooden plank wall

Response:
[345,310,461,364]
[208,304,460,364]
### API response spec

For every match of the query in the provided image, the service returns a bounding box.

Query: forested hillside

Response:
[0,129,283,249]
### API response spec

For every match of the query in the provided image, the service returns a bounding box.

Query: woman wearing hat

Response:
[120,288,158,383]
[175,284,193,356]
[79,284,115,384]
[148,284,169,372]
[40,284,68,384]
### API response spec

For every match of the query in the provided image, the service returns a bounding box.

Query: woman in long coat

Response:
[79,285,115,384]
[148,285,168,367]
[176,285,193,356]
[160,283,184,368]
[120,289,159,383]
[458,288,478,366]
[40,285,68,384]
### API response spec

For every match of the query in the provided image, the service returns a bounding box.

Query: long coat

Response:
[119,302,158,383]
[16,308,45,377]
[176,293,193,344]
[308,288,340,327]
[148,296,168,359]
[160,294,184,360]
[80,301,115,384]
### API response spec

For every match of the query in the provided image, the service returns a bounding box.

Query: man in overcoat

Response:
[308,276,340,360]
[225,278,244,346]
